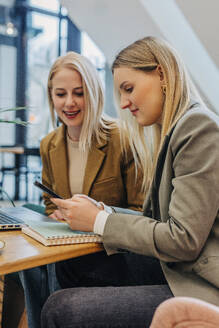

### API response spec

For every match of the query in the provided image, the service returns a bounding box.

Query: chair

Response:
[0,145,41,202]
[150,296,219,328]
[2,273,26,328]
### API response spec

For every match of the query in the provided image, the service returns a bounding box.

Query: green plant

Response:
[0,107,28,125]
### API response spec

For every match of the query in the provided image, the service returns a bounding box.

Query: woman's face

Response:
[113,67,164,126]
[51,68,85,128]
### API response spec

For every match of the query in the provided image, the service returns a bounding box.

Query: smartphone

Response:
[33,180,63,199]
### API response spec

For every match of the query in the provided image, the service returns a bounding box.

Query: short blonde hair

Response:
[112,36,204,192]
[48,51,114,150]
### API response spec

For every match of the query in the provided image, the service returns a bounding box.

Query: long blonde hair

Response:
[112,36,204,192]
[48,51,115,151]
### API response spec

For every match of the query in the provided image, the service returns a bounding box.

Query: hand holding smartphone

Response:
[33,180,63,199]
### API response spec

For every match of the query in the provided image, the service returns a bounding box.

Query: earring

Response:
[161,85,166,95]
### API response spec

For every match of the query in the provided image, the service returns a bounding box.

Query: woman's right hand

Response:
[50,196,101,231]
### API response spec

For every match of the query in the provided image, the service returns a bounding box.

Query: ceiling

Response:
[60,0,219,113]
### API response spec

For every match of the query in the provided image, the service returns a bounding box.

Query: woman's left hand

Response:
[50,195,101,232]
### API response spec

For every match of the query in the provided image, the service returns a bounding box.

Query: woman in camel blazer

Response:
[41,122,143,216]
[43,37,219,328]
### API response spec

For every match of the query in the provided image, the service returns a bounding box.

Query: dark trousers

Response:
[2,273,24,328]
[56,251,168,288]
[41,252,173,327]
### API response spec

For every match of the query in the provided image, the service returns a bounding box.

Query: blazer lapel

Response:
[151,103,197,202]
[50,125,71,198]
[150,125,176,218]
[82,138,107,195]
[145,105,198,218]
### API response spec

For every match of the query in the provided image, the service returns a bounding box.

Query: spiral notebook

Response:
[22,220,102,246]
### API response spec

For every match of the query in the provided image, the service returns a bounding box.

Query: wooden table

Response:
[0,230,103,326]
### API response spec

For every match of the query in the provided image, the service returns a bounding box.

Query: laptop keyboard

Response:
[0,212,24,224]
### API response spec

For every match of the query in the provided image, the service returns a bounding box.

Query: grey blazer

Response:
[103,104,219,306]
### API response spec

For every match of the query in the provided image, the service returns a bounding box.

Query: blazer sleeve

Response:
[103,110,219,260]
[112,207,143,216]
[40,138,57,216]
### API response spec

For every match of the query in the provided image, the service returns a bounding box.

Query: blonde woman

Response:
[42,37,219,327]
[20,51,144,328]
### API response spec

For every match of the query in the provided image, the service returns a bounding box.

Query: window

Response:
[29,0,60,13]
[26,13,60,146]
[25,1,68,146]
[1,0,113,148]
[82,32,106,87]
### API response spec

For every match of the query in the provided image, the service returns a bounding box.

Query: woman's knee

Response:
[41,290,65,327]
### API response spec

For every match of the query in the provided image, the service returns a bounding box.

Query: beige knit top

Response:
[67,134,88,196]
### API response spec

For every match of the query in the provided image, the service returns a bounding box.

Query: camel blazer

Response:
[40,123,144,216]
[103,105,219,306]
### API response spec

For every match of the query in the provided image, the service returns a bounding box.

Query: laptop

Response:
[0,206,52,230]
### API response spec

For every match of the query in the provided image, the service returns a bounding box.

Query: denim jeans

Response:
[18,203,60,328]
[19,263,60,328]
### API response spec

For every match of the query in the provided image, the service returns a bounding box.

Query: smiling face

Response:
[113,67,164,126]
[51,67,85,134]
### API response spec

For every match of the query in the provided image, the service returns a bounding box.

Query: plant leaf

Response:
[0,119,29,126]
[0,106,27,113]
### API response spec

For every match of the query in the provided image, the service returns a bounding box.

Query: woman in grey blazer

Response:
[41,36,219,327]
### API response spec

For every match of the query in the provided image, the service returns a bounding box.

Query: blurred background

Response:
[0,0,218,204]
